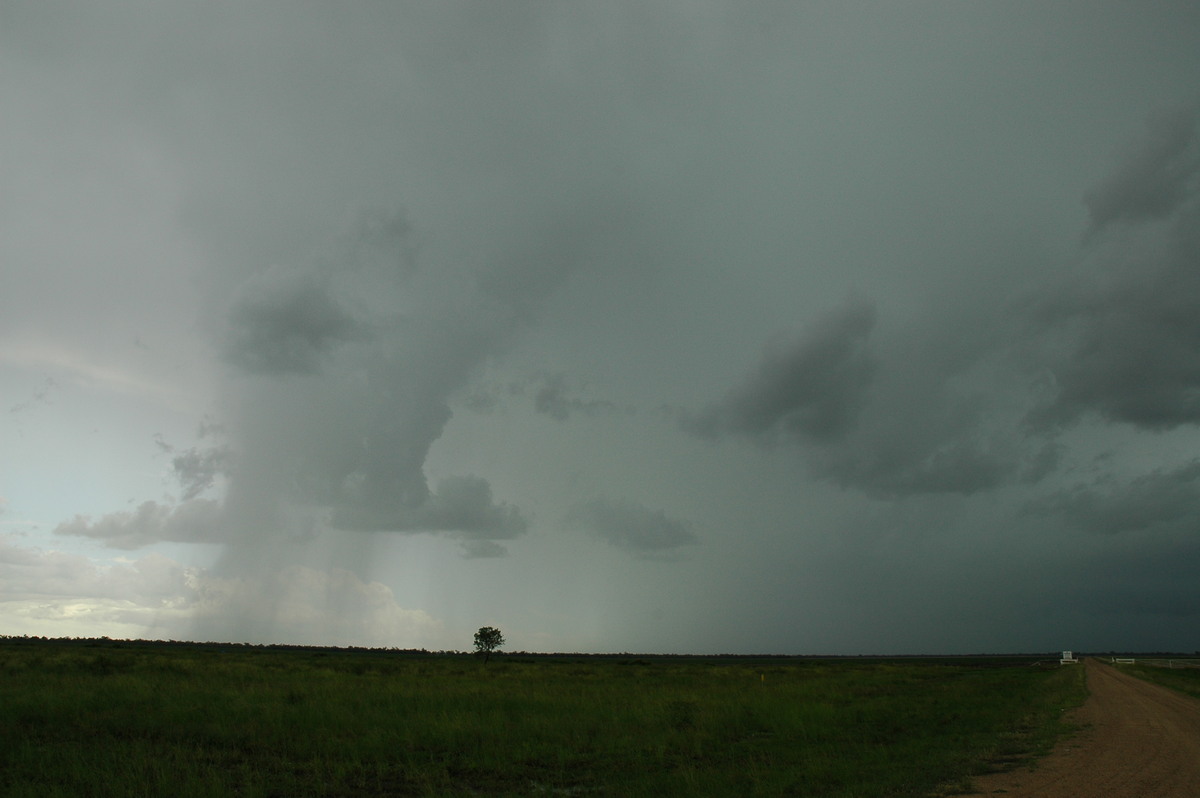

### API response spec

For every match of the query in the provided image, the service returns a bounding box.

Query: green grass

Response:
[1119,660,1200,700]
[0,640,1086,797]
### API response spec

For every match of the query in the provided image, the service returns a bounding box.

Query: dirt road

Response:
[958,659,1200,797]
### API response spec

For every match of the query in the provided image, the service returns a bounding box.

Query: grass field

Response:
[0,639,1086,797]
[1119,659,1200,700]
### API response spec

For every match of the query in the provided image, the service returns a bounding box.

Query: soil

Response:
[955,658,1200,797]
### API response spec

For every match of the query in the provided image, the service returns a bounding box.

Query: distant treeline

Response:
[0,635,449,657]
[4,634,1193,660]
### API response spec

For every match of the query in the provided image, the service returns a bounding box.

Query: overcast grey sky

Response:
[3,2,1200,653]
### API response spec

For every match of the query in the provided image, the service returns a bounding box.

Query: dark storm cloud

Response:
[1088,585,1200,618]
[1025,460,1200,536]
[221,268,365,376]
[48,197,551,554]
[1028,107,1200,431]
[568,498,697,557]
[55,499,224,550]
[686,299,877,444]
[685,295,1061,498]
[11,0,1200,652]
[1044,527,1200,624]
[677,106,1200,500]
[1084,106,1199,234]
[528,373,623,421]
[812,429,1034,499]
[199,193,637,558]
[179,176,631,559]
[334,475,526,542]
[475,195,642,325]
[345,209,423,276]
[306,203,634,540]
[458,372,628,421]
[695,104,1200,500]
[459,541,509,560]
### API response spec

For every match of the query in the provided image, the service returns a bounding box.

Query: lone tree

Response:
[473,626,505,664]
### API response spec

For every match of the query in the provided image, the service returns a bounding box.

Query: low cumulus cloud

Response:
[0,536,182,603]
[1084,105,1199,234]
[458,540,509,559]
[1025,460,1200,537]
[686,298,878,444]
[569,497,697,557]
[531,373,624,422]
[0,536,199,637]
[333,474,527,550]
[682,298,1039,497]
[54,499,224,550]
[459,373,628,421]
[406,475,527,538]
[811,425,1038,499]
[171,445,233,501]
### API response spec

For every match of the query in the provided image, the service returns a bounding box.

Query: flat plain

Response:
[0,638,1088,797]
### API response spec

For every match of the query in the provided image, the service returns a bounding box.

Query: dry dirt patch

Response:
[957,658,1200,798]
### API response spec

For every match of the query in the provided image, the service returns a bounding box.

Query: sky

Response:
[3,2,1200,655]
